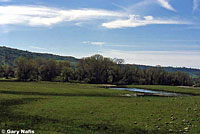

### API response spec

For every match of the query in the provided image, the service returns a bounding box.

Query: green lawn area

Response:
[0,82,200,134]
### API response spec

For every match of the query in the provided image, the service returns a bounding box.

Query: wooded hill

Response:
[0,46,78,66]
[133,65,200,78]
[0,46,200,77]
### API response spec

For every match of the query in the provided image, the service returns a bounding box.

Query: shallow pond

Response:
[110,87,191,97]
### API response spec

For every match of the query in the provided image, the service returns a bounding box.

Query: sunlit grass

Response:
[0,82,200,134]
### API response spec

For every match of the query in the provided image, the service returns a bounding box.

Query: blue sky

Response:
[0,0,200,68]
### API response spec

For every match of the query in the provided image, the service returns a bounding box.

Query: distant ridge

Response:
[0,46,78,66]
[0,46,200,78]
[133,64,200,78]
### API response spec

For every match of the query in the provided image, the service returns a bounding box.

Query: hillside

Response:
[133,64,200,78]
[0,46,200,77]
[0,46,78,66]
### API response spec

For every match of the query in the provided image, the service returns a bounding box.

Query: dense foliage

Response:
[0,65,14,79]
[134,64,200,78]
[1,46,200,78]
[0,55,194,86]
[194,77,200,87]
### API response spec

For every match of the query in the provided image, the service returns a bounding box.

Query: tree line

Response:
[0,55,196,86]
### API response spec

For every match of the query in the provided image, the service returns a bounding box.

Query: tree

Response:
[56,60,71,76]
[113,58,125,64]
[39,59,57,81]
[15,57,37,81]
[8,54,194,86]
[61,67,73,82]
[76,54,115,84]
[0,65,5,78]
[4,65,15,79]
[34,58,46,81]
[195,76,200,87]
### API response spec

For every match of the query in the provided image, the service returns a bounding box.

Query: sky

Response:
[0,0,200,68]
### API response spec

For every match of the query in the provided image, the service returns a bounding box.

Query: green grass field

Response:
[0,82,200,134]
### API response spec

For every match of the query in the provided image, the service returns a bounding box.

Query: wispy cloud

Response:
[102,15,188,29]
[0,0,11,2]
[0,6,124,26]
[156,0,176,11]
[193,0,199,11]
[112,0,175,14]
[82,41,105,46]
[112,1,153,14]
[82,41,200,50]
[0,5,189,29]
[0,25,13,33]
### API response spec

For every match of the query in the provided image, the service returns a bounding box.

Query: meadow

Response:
[0,82,200,134]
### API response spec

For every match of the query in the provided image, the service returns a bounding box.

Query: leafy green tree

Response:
[61,67,73,82]
[195,76,200,87]
[0,65,5,78]
[34,58,46,81]
[10,54,194,86]
[3,65,15,79]
[39,59,57,81]
[76,54,115,84]
[15,57,37,81]
[56,60,71,76]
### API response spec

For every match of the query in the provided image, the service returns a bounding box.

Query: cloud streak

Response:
[156,0,176,11]
[193,0,199,11]
[0,5,124,26]
[102,15,188,29]
[0,0,11,2]
[0,5,189,29]
[82,41,105,46]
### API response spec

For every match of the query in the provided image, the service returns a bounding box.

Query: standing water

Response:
[110,88,190,97]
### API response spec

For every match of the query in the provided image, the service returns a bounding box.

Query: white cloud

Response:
[193,0,199,11]
[82,41,105,46]
[0,5,189,29]
[0,5,124,26]
[102,50,200,68]
[112,0,175,13]
[0,0,11,2]
[102,15,188,29]
[156,0,176,11]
